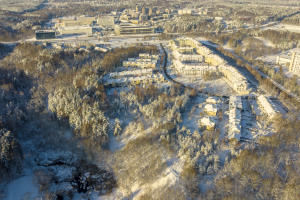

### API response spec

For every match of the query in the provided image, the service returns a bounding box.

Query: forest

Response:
[0,40,300,199]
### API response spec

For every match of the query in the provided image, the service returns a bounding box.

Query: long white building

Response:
[106,69,164,87]
[228,96,242,142]
[257,95,278,119]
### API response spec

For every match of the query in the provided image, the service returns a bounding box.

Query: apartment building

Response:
[228,96,242,142]
[289,52,300,73]
[257,95,278,119]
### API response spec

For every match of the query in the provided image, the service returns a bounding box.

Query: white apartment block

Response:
[289,52,300,73]
[257,95,278,119]
[139,54,160,60]
[228,96,242,142]
[106,69,164,87]
[174,59,217,76]
[123,54,160,69]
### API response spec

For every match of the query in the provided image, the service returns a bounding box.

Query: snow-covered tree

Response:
[114,118,122,136]
[207,165,214,175]
[199,164,206,175]
[0,129,23,171]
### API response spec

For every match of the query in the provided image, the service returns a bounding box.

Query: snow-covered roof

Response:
[229,96,242,109]
[257,95,278,118]
[228,127,241,141]
[206,97,218,104]
[204,104,218,113]
[200,117,215,127]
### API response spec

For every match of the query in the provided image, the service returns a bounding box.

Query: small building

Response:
[35,30,56,40]
[200,117,215,131]
[206,97,218,104]
[257,95,278,119]
[276,56,291,66]
[204,104,218,116]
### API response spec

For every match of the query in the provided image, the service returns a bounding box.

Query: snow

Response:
[4,175,39,200]
[262,23,300,33]
[254,37,274,47]
[195,37,219,48]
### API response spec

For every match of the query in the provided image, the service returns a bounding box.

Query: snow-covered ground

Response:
[262,23,300,33]
[254,37,274,47]
[4,175,39,200]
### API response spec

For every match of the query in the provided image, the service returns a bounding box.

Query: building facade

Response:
[114,24,154,35]
[97,17,115,26]
[289,52,300,73]
[35,30,56,40]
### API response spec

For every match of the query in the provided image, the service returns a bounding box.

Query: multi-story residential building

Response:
[172,50,203,62]
[257,95,278,119]
[169,37,250,95]
[106,69,164,87]
[58,26,93,35]
[289,52,300,73]
[276,55,291,66]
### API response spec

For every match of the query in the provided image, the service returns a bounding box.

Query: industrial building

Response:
[35,30,56,40]
[257,95,278,119]
[58,26,93,35]
[97,17,115,26]
[114,24,154,35]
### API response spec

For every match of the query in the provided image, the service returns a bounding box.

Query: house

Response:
[200,117,216,131]
[204,104,218,116]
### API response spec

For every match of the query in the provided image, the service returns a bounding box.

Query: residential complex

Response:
[105,69,164,87]
[257,95,278,119]
[169,37,251,95]
[123,54,160,69]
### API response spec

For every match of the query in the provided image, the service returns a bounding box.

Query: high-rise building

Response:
[136,5,142,12]
[142,7,149,15]
[139,14,148,21]
[149,8,153,16]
